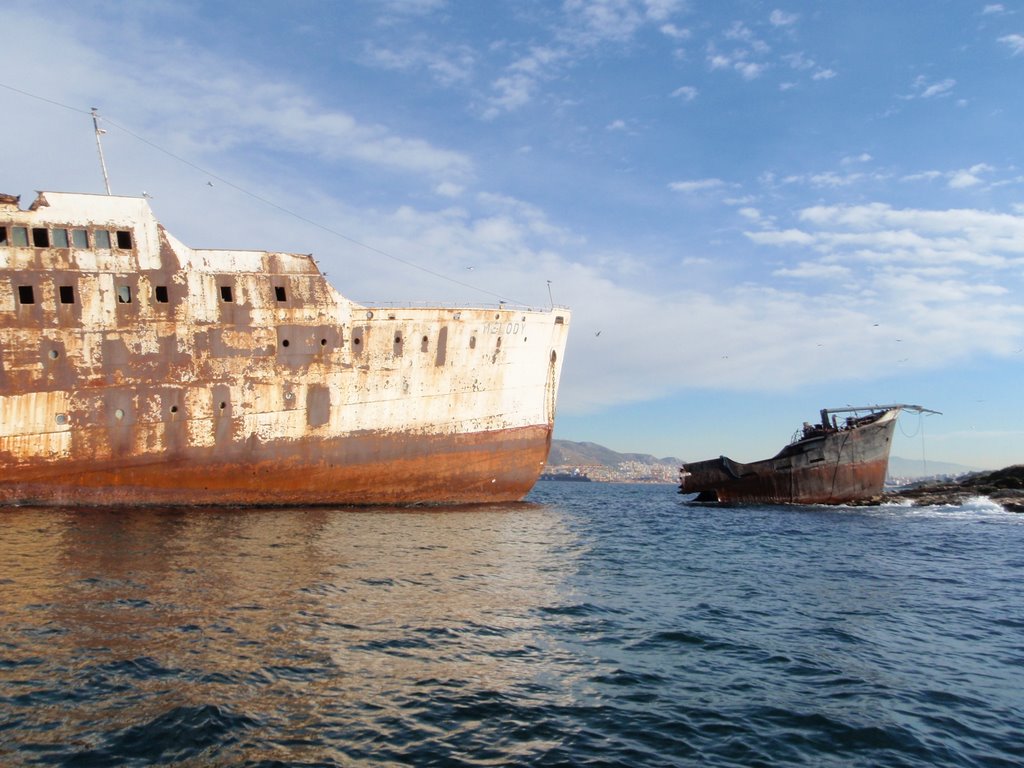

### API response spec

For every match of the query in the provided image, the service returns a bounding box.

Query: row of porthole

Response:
[53,399,232,425]
[280,338,330,348]
[41,331,495,361]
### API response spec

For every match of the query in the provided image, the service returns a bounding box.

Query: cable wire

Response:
[0,81,527,306]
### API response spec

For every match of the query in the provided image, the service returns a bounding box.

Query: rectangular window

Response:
[220,285,233,302]
[71,229,88,248]
[13,226,29,246]
[18,285,35,304]
[0,226,7,245]
[95,230,111,249]
[59,285,75,304]
[117,285,132,304]
[275,285,287,302]
[154,286,169,303]
[32,228,50,247]
[52,228,69,247]
[116,230,133,249]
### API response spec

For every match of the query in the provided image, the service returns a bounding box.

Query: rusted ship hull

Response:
[1,425,552,506]
[679,407,903,505]
[0,191,570,507]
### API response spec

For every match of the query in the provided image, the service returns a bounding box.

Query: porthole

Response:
[55,413,68,426]
[170,405,178,414]
[48,350,59,360]
[282,339,290,347]
[114,408,125,420]
[320,338,328,346]
[366,311,374,319]
[353,337,361,346]
[219,401,227,410]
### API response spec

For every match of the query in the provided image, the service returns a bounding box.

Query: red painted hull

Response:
[0,425,553,507]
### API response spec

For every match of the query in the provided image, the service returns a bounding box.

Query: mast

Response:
[91,107,112,195]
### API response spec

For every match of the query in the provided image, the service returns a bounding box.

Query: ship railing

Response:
[357,299,568,313]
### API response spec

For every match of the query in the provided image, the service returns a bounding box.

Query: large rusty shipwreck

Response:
[679,405,938,505]
[0,191,570,506]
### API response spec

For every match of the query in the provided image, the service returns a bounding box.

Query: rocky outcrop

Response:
[883,465,1024,513]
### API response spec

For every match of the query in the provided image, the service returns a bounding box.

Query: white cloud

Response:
[746,228,814,246]
[5,1,1023,430]
[362,43,475,86]
[377,0,447,15]
[908,75,956,99]
[983,4,1006,14]
[668,178,727,193]
[781,171,873,188]
[769,10,799,27]
[671,85,698,101]
[708,53,732,70]
[921,78,956,98]
[773,262,850,279]
[435,181,464,198]
[998,34,1024,55]
[841,153,873,165]
[783,52,815,70]
[948,163,994,189]
[736,61,766,79]
[723,21,752,40]
[901,170,943,183]
[483,73,535,118]
[563,0,646,43]
[660,23,691,39]
[644,0,687,21]
[812,68,837,81]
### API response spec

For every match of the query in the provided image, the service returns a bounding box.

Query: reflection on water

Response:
[4,486,1024,767]
[0,504,581,764]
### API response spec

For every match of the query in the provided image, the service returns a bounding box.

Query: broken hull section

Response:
[0,191,570,507]
[680,409,900,505]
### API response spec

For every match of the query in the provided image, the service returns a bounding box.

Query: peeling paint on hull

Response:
[0,191,570,507]
[680,408,900,505]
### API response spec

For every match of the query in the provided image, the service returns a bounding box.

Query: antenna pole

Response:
[91,107,112,195]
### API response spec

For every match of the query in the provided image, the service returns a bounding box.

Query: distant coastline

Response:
[539,472,592,482]
[549,439,982,485]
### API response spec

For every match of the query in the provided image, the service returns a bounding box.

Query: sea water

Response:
[1,482,1021,766]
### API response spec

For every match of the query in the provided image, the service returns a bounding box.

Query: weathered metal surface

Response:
[0,191,570,506]
[679,407,902,505]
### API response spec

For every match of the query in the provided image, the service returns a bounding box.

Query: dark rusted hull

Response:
[680,409,899,505]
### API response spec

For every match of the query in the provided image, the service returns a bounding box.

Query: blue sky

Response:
[3,1,1022,469]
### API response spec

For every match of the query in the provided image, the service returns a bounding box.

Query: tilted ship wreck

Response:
[679,405,938,505]
[0,190,570,506]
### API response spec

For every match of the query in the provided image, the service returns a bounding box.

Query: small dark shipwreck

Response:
[679,405,939,505]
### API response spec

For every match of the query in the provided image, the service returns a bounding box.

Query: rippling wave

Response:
[1,486,1022,766]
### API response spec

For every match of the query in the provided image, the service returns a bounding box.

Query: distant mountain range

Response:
[886,455,979,479]
[548,440,680,468]
[549,439,978,481]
